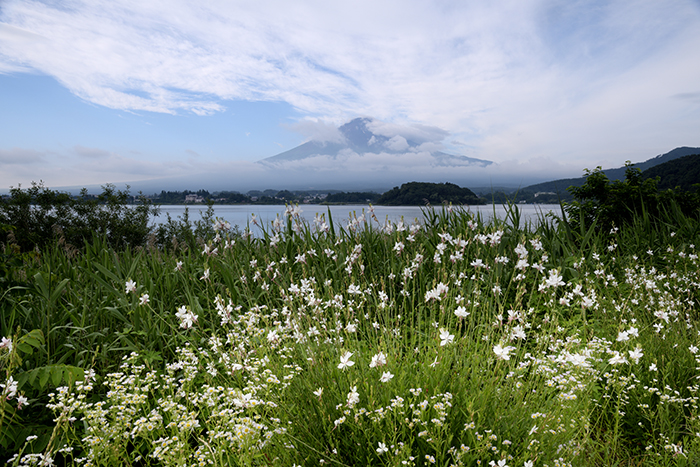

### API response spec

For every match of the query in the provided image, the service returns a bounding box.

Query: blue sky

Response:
[1,0,700,192]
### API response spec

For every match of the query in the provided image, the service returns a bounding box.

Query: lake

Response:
[152,204,563,234]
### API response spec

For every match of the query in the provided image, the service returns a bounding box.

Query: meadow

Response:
[1,199,700,466]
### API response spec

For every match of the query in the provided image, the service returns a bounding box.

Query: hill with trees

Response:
[322,192,380,204]
[376,182,484,206]
[642,153,700,191]
[522,146,700,196]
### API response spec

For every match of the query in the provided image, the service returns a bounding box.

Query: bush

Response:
[564,164,700,235]
[0,182,159,252]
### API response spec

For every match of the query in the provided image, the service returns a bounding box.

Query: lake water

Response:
[152,204,563,233]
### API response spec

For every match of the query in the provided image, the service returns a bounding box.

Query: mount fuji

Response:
[259,117,492,168]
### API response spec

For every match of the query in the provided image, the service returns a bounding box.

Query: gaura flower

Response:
[346,386,359,407]
[493,344,516,361]
[369,352,387,368]
[0,337,12,353]
[380,371,394,383]
[125,279,136,294]
[439,328,454,346]
[338,351,355,370]
[608,351,627,365]
[139,294,149,306]
[629,346,643,364]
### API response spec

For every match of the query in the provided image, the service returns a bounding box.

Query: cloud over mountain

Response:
[261,117,491,168]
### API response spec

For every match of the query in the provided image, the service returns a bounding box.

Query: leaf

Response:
[16,364,85,391]
[16,342,34,355]
[39,367,50,389]
[51,367,63,386]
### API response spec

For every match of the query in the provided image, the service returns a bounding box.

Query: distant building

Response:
[185,194,205,203]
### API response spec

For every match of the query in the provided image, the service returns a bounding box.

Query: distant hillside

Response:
[642,153,700,191]
[376,182,484,206]
[523,147,700,194]
[322,192,381,204]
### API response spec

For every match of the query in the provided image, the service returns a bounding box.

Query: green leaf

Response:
[38,367,50,389]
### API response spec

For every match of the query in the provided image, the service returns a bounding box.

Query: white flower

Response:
[174,261,183,271]
[690,345,699,354]
[439,328,454,346]
[313,387,323,398]
[454,306,469,318]
[175,306,197,329]
[139,294,149,306]
[125,279,136,294]
[510,325,526,340]
[338,351,355,370]
[0,337,12,353]
[380,371,394,383]
[369,352,387,368]
[649,363,658,371]
[493,344,515,361]
[568,353,589,368]
[3,376,18,399]
[376,442,389,454]
[267,330,279,343]
[616,331,630,342]
[628,346,643,364]
[16,395,28,409]
[608,351,628,365]
[200,268,210,281]
[543,270,565,289]
[346,386,359,408]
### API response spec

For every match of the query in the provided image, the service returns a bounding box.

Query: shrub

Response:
[0,183,158,252]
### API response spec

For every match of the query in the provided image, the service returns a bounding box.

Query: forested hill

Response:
[376,182,485,206]
[523,146,700,194]
[642,153,700,191]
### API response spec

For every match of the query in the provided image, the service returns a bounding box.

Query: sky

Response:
[1,0,700,193]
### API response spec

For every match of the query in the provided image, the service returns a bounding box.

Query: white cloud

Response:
[286,118,346,143]
[1,0,699,185]
[74,145,111,159]
[384,135,409,151]
[0,147,45,164]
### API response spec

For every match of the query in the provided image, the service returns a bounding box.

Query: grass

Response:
[1,204,700,466]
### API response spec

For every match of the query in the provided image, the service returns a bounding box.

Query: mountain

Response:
[642,153,700,191]
[522,147,700,194]
[260,117,493,167]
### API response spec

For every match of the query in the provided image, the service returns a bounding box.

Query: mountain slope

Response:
[642,153,700,191]
[522,147,700,194]
[260,117,493,167]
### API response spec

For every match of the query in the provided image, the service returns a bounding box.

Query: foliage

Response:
[642,153,700,192]
[376,182,485,206]
[564,164,700,236]
[0,182,159,253]
[1,203,700,465]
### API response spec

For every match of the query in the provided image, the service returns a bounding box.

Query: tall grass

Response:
[1,204,699,466]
